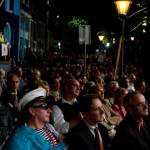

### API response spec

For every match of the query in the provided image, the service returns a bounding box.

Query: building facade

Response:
[0,0,20,60]
[0,0,53,63]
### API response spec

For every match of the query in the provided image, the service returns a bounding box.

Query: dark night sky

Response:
[51,0,146,33]
[48,0,122,50]
[54,0,116,18]
[50,0,147,46]
[52,0,119,32]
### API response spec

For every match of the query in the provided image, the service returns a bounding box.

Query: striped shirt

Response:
[35,126,58,146]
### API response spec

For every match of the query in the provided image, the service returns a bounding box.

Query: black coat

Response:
[111,114,150,150]
[66,120,111,150]
[0,105,14,144]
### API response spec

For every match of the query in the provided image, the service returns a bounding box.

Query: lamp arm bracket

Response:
[0,0,4,7]
[127,7,147,20]
[130,20,145,31]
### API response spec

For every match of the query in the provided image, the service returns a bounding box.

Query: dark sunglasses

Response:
[32,104,50,110]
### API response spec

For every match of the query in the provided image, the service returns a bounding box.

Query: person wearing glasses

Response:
[112,91,150,150]
[3,87,65,150]
[66,94,111,150]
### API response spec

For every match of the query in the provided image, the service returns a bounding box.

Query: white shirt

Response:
[84,120,103,144]
[84,120,97,136]
[51,105,69,134]
[51,98,77,134]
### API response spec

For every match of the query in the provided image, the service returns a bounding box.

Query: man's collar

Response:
[136,119,144,131]
[62,97,77,105]
[84,119,97,130]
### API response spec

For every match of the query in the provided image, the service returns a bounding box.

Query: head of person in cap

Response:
[3,87,64,150]
[18,87,48,124]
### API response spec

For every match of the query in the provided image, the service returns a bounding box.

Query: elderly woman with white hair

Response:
[3,87,65,150]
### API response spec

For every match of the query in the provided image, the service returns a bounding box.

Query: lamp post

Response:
[114,0,132,79]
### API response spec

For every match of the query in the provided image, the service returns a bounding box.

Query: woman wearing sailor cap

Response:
[2,87,65,150]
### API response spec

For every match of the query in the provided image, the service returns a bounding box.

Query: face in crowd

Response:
[125,92,149,119]
[7,73,20,92]
[79,94,104,126]
[28,100,52,125]
[65,79,80,98]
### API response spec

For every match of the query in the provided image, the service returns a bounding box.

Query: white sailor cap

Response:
[18,87,47,111]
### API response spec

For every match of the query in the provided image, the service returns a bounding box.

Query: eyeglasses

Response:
[90,105,104,112]
[131,101,149,108]
[32,104,50,110]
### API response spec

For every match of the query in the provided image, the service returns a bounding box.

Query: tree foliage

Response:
[67,16,88,29]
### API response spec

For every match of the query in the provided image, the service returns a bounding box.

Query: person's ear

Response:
[82,112,88,118]
[29,107,36,116]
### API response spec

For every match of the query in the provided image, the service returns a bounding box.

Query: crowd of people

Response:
[0,58,150,150]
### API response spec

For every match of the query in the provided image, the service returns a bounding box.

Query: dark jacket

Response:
[66,119,111,150]
[0,104,14,145]
[111,114,150,150]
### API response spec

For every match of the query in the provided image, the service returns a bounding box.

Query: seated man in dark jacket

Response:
[112,92,150,150]
[66,94,111,150]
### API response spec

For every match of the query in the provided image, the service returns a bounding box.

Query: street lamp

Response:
[98,35,104,42]
[114,0,132,15]
[114,0,132,79]
[98,35,104,52]
[130,36,135,41]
